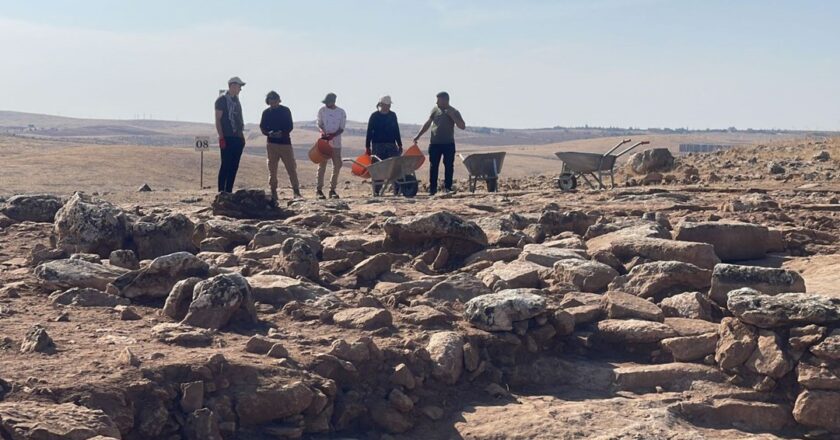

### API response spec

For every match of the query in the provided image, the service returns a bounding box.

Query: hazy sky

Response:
[1,0,838,130]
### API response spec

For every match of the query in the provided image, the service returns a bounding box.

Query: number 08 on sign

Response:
[194,136,210,189]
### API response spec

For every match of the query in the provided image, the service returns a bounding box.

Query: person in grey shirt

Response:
[413,91,465,195]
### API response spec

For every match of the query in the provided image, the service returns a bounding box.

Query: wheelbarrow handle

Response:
[602,138,633,157]
[341,158,369,169]
[458,153,467,162]
[615,140,650,157]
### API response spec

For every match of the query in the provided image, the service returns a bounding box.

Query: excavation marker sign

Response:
[194,136,210,188]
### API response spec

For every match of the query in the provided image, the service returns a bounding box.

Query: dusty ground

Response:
[0,134,838,439]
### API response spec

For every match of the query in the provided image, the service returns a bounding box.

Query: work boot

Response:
[292,188,302,199]
[316,190,326,200]
[329,190,340,199]
[270,189,278,202]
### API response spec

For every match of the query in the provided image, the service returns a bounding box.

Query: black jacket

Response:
[365,111,402,149]
[260,105,294,144]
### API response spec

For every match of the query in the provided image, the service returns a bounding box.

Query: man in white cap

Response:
[214,76,247,193]
[315,92,346,199]
[365,95,403,194]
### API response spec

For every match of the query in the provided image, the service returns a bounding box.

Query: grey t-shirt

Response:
[429,106,460,144]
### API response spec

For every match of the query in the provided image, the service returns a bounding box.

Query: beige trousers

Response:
[316,147,343,191]
[266,142,299,194]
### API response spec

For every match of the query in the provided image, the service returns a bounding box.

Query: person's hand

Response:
[412,136,420,143]
[398,146,403,154]
[219,137,226,149]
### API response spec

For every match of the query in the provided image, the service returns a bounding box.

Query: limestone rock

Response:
[181,273,257,330]
[151,323,214,346]
[715,317,758,370]
[590,237,719,270]
[248,224,322,255]
[35,259,128,291]
[49,287,130,307]
[479,260,547,290]
[129,213,197,259]
[708,263,806,305]
[673,399,794,432]
[20,324,55,354]
[272,237,320,281]
[665,317,719,336]
[235,381,314,426]
[211,189,290,219]
[811,329,840,361]
[108,249,139,270]
[426,273,492,303]
[349,253,395,281]
[246,274,329,306]
[659,291,713,321]
[53,193,130,258]
[745,329,794,379]
[627,148,674,174]
[427,331,464,385]
[594,319,677,344]
[464,247,522,266]
[464,289,546,331]
[613,363,725,392]
[333,307,392,330]
[661,333,718,361]
[674,221,768,262]
[1,194,64,222]
[602,290,664,322]
[518,244,584,268]
[727,289,840,328]
[383,211,488,257]
[163,277,202,320]
[793,390,840,433]
[797,358,840,390]
[0,401,121,439]
[370,402,413,433]
[553,259,618,293]
[109,251,210,299]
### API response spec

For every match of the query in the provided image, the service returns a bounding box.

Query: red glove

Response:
[219,137,226,149]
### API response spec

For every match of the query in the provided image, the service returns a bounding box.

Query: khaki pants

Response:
[316,147,343,191]
[266,142,299,195]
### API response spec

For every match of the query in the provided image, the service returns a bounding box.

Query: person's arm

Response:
[334,109,346,137]
[447,108,466,130]
[365,113,375,153]
[285,107,293,134]
[259,109,271,136]
[393,112,403,149]
[316,108,326,136]
[214,99,226,148]
[413,116,433,143]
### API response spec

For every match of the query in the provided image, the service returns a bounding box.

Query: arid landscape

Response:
[1,111,840,440]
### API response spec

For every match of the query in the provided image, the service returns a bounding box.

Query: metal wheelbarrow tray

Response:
[344,155,424,197]
[459,152,506,192]
[554,139,649,190]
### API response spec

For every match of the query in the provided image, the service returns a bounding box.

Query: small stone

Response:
[244,335,274,354]
[391,363,416,390]
[267,343,289,358]
[333,307,393,330]
[118,347,140,367]
[55,312,70,322]
[463,342,481,372]
[388,388,414,413]
[20,324,55,354]
[421,405,444,421]
[485,382,511,398]
[116,305,141,321]
[180,381,204,413]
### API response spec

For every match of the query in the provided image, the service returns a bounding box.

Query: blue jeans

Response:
[218,136,245,192]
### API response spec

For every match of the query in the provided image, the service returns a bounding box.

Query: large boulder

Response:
[793,390,840,433]
[715,317,758,370]
[727,289,840,328]
[163,277,202,320]
[659,291,714,321]
[193,219,258,251]
[602,290,664,322]
[53,193,130,258]
[479,260,547,290]
[745,329,794,379]
[810,329,840,362]
[464,289,546,331]
[608,261,711,300]
[249,224,322,255]
[211,189,291,219]
[627,148,675,174]
[661,333,718,362]
[538,210,596,236]
[589,237,719,270]
[108,252,210,299]
[272,238,320,281]
[518,244,585,268]
[246,274,330,306]
[383,211,488,258]
[1,194,64,222]
[674,221,768,262]
[553,259,618,293]
[708,263,806,305]
[427,331,464,385]
[475,217,531,247]
[35,258,128,291]
[0,401,121,439]
[129,213,197,259]
[49,287,130,307]
[181,273,257,330]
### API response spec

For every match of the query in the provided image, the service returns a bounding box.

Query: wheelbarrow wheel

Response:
[486,177,498,192]
[400,174,418,197]
[557,173,577,191]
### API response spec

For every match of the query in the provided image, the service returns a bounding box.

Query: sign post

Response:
[194,136,210,189]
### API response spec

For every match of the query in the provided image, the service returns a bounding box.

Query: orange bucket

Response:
[351,153,372,178]
[308,143,329,164]
[403,143,425,170]
[316,138,333,157]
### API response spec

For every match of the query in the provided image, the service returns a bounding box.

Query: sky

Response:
[1,0,839,130]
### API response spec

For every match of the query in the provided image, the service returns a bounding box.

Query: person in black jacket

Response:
[259,91,300,200]
[365,95,402,194]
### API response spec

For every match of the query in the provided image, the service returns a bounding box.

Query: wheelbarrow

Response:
[459,152,506,192]
[343,155,424,197]
[554,139,649,190]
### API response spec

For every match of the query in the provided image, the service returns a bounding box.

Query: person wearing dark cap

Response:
[214,76,247,193]
[260,91,299,200]
[315,92,346,199]
[365,95,402,195]
[413,91,465,195]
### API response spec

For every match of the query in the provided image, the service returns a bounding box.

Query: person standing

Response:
[316,92,346,199]
[365,95,402,195]
[260,91,300,200]
[214,76,247,193]
[413,91,465,195]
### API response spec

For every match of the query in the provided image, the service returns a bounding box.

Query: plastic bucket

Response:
[308,143,329,164]
[403,143,425,170]
[316,138,333,157]
[351,153,372,178]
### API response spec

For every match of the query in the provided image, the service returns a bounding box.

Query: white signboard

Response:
[194,136,210,151]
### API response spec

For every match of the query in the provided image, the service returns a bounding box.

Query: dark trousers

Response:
[371,143,400,195]
[428,143,455,194]
[218,137,245,192]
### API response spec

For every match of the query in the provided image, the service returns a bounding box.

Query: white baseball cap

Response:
[378,95,393,106]
[228,76,246,86]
